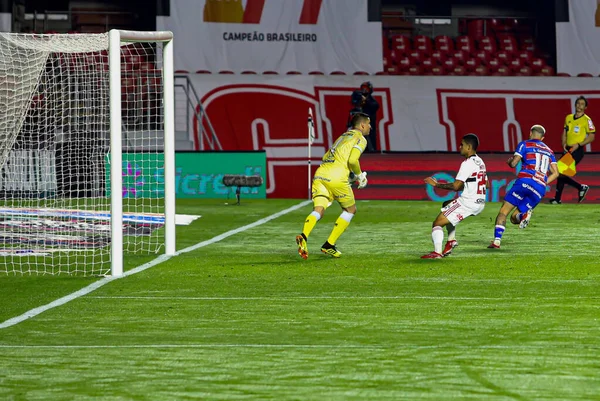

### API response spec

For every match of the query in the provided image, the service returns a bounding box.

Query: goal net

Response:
[0,30,175,276]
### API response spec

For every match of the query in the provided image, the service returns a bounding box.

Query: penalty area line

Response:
[0,200,312,330]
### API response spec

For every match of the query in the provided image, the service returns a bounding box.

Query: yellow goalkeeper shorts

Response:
[311,177,355,209]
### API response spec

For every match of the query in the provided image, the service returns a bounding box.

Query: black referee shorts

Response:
[566,146,585,165]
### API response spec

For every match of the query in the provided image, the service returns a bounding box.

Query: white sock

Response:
[446,224,456,242]
[432,226,444,254]
[339,211,354,223]
[310,211,321,221]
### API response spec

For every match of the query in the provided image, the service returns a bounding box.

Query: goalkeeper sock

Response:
[326,211,354,245]
[446,224,456,241]
[302,211,321,238]
[494,225,505,243]
[432,226,444,254]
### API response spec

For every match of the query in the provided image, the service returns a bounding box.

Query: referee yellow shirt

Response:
[564,113,595,146]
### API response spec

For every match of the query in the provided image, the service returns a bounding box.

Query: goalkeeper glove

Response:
[357,172,368,189]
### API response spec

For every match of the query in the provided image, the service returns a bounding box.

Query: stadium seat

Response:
[391,35,411,53]
[308,71,324,75]
[263,71,279,74]
[538,66,555,76]
[464,57,481,71]
[430,65,445,75]
[420,58,437,73]
[493,65,511,76]
[407,65,423,75]
[456,36,475,53]
[434,35,454,51]
[353,71,369,75]
[577,73,594,77]
[509,58,524,71]
[330,71,346,75]
[407,50,425,64]
[396,55,413,71]
[496,50,513,63]
[487,58,503,71]
[516,66,533,76]
[530,58,546,72]
[449,65,467,76]
[467,19,485,39]
[414,35,433,54]
[375,71,388,75]
[520,36,536,52]
[473,50,491,65]
[241,70,257,74]
[175,69,190,73]
[478,36,496,51]
[287,71,302,75]
[195,69,211,74]
[452,50,469,65]
[430,50,447,65]
[384,66,399,75]
[218,70,235,74]
[516,50,533,64]
[442,58,458,71]
[498,35,518,51]
[556,72,571,77]
[472,65,489,76]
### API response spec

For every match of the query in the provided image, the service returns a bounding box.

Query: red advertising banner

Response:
[356,153,600,203]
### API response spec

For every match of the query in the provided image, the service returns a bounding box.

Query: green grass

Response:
[1,199,600,400]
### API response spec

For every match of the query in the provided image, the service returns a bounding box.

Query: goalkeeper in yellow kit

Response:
[296,112,371,259]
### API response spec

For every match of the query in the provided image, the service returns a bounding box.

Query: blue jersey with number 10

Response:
[515,139,557,185]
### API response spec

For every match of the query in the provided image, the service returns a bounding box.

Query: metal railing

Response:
[174,75,221,151]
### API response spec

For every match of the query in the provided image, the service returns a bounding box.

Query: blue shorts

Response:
[504,178,546,213]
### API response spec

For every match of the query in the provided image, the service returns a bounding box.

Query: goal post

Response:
[0,30,175,276]
[109,30,176,277]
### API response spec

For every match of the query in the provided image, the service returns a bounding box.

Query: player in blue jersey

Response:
[488,125,559,248]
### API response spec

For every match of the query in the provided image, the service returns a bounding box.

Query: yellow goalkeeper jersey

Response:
[315,129,367,181]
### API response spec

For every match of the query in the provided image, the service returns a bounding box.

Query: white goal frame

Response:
[109,29,176,277]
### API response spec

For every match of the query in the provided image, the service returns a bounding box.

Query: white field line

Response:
[0,200,311,330]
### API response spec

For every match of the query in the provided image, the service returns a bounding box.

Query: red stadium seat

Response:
[263,71,279,74]
[478,36,497,53]
[496,50,513,63]
[407,65,423,75]
[431,65,445,75]
[396,55,413,71]
[389,49,404,64]
[467,19,485,39]
[498,35,517,50]
[434,35,454,51]
[309,71,324,75]
[241,70,257,74]
[353,71,369,75]
[456,36,475,53]
[487,58,504,71]
[330,71,346,75]
[509,58,524,71]
[407,50,425,64]
[414,35,432,48]
[473,50,491,65]
[530,58,546,72]
[421,58,437,72]
[175,69,190,73]
[287,71,302,75]
[384,66,399,75]
[442,58,458,71]
[449,65,467,76]
[218,70,235,74]
[516,66,533,76]
[464,57,481,71]
[415,41,433,55]
[520,36,536,52]
[391,35,411,52]
[516,50,533,65]
[430,50,447,65]
[375,71,388,75]
[195,69,211,74]
[577,73,594,77]
[493,65,511,76]
[538,66,555,76]
[472,65,489,76]
[452,50,469,65]
[556,72,571,77]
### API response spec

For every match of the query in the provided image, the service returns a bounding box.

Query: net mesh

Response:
[0,33,165,275]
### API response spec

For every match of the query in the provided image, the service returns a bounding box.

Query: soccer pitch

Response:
[1,199,599,400]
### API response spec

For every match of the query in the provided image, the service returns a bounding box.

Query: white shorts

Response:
[441,198,485,226]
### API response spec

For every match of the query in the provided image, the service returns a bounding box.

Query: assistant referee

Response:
[549,95,596,204]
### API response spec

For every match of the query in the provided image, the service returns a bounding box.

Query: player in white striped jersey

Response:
[421,134,487,259]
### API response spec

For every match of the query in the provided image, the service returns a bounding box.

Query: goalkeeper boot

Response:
[296,234,308,260]
[321,241,342,258]
[442,240,458,257]
[519,209,533,229]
